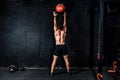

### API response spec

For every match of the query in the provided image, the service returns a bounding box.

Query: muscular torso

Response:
[54,29,66,45]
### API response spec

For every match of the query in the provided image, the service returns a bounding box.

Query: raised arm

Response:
[63,12,67,32]
[53,11,57,31]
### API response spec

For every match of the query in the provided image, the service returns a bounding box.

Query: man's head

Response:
[57,25,64,30]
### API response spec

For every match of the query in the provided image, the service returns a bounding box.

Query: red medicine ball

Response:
[55,3,65,13]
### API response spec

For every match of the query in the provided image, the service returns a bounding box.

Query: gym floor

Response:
[0,68,113,80]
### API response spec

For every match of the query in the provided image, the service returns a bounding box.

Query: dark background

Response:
[0,0,120,68]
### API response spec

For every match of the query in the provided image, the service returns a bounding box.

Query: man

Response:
[50,11,70,76]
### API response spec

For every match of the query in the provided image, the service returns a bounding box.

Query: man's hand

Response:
[53,11,57,17]
[63,12,66,17]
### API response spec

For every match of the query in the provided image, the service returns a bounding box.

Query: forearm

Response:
[54,16,57,26]
[63,12,67,30]
[63,14,66,26]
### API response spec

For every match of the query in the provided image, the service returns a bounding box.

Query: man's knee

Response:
[65,61,69,66]
[52,62,56,67]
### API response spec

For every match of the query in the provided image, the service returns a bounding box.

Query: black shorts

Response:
[54,45,68,56]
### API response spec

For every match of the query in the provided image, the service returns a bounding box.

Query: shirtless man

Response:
[50,11,70,76]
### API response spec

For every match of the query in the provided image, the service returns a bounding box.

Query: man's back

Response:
[54,29,66,45]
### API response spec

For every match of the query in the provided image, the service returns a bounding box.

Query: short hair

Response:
[57,25,63,30]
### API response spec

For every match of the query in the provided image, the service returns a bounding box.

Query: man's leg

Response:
[63,55,70,73]
[51,55,58,74]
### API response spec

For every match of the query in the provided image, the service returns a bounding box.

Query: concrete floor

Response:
[0,68,113,80]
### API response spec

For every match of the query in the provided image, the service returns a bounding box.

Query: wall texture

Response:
[0,0,112,68]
